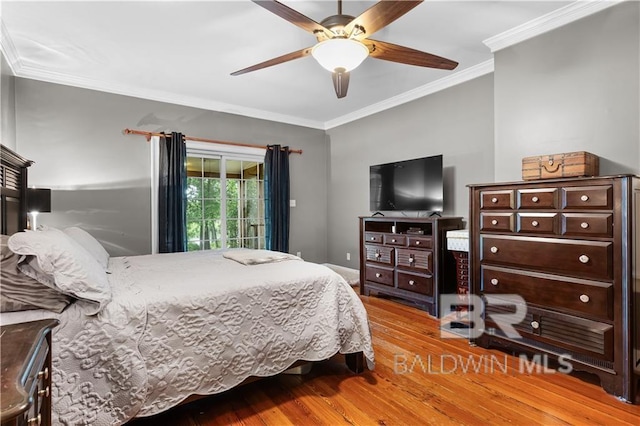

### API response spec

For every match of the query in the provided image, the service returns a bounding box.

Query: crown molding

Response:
[0,18,22,74]
[323,59,495,130]
[483,0,625,53]
[14,63,327,130]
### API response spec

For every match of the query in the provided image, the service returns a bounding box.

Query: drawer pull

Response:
[490,246,499,254]
[531,321,540,330]
[374,252,380,258]
[38,386,50,397]
[391,239,397,243]
[580,194,589,202]
[491,219,498,225]
[580,222,589,229]
[579,294,590,303]
[408,256,415,264]
[415,241,421,245]
[531,220,539,227]
[370,236,375,241]
[490,278,498,286]
[408,280,415,286]
[37,367,49,380]
[491,197,498,203]
[375,273,382,278]
[579,254,590,264]
[531,196,539,203]
[27,414,41,426]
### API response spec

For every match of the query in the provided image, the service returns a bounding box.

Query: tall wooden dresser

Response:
[469,175,639,402]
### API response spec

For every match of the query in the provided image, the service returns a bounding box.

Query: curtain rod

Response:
[123,128,303,155]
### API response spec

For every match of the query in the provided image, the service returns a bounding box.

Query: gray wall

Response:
[326,75,495,268]
[494,1,639,181]
[14,79,329,261]
[1,51,17,150]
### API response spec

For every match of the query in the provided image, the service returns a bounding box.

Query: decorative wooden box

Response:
[522,151,599,180]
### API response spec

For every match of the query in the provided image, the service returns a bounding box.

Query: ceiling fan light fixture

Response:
[311,38,369,72]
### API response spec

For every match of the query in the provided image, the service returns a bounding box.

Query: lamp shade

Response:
[27,188,51,213]
[311,38,369,72]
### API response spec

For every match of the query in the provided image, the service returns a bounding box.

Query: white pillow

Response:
[64,227,110,270]
[8,227,111,315]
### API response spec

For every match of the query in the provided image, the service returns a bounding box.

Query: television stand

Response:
[359,216,463,317]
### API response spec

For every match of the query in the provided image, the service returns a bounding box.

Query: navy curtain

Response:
[158,132,187,253]
[264,144,290,253]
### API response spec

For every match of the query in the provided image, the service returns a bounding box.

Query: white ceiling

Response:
[0,1,617,129]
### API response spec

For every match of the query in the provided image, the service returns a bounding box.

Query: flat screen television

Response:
[370,154,443,212]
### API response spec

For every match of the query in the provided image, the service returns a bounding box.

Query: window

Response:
[185,151,265,251]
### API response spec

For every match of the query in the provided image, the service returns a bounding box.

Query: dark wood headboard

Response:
[1,145,33,234]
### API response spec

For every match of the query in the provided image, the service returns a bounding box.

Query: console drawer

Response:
[384,234,407,246]
[408,235,432,249]
[561,213,613,238]
[365,244,394,265]
[396,248,432,273]
[481,235,612,281]
[364,232,383,244]
[397,271,433,296]
[365,265,394,286]
[481,265,612,320]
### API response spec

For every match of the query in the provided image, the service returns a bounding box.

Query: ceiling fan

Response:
[231,0,458,99]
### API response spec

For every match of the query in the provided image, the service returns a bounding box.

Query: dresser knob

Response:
[409,280,415,286]
[580,222,589,229]
[370,237,375,241]
[532,196,539,203]
[491,219,498,225]
[579,294,590,303]
[490,246,499,254]
[37,367,49,380]
[491,197,498,203]
[391,239,396,243]
[580,194,589,202]
[409,257,415,263]
[579,254,589,264]
[38,386,50,397]
[531,220,539,227]
[375,273,382,278]
[531,321,540,330]
[374,252,380,258]
[415,241,421,245]
[490,278,499,286]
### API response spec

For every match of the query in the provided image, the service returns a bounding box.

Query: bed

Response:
[0,145,374,425]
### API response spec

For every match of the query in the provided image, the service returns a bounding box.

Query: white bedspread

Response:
[51,250,374,425]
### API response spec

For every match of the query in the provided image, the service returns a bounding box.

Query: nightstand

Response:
[1,319,58,426]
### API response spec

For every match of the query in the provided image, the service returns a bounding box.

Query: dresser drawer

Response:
[516,213,557,234]
[384,234,407,246]
[365,244,394,265]
[486,302,613,360]
[480,190,514,209]
[364,232,383,244]
[481,235,612,281]
[561,213,613,238]
[562,185,613,210]
[481,265,613,321]
[407,235,432,249]
[397,271,433,296]
[396,248,433,273]
[517,188,558,209]
[481,213,514,232]
[365,265,394,286]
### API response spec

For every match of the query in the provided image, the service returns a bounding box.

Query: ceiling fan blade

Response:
[252,0,333,40]
[344,0,423,40]
[231,47,313,76]
[364,39,458,70]
[332,68,350,99]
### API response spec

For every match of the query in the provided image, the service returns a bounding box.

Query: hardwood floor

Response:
[128,294,640,425]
